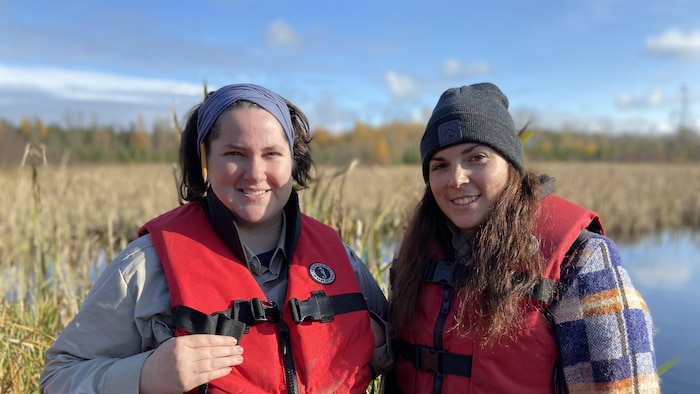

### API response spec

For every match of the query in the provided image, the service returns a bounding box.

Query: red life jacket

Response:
[395,194,603,394]
[142,202,375,394]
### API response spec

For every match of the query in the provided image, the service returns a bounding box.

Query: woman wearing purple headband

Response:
[40,84,391,393]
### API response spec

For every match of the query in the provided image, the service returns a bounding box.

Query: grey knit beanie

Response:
[420,82,523,181]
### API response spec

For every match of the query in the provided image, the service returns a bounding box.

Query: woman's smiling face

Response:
[428,142,510,236]
[206,106,293,229]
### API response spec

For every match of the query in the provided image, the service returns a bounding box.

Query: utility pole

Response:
[679,84,688,133]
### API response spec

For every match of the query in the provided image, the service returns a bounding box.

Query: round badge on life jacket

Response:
[309,262,336,285]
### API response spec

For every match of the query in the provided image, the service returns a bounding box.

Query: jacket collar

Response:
[202,189,303,263]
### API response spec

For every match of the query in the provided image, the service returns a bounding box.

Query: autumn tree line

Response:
[1,115,699,167]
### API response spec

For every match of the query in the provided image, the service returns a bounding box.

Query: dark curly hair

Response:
[178,95,314,202]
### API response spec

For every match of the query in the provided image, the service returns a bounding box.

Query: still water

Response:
[619,232,700,393]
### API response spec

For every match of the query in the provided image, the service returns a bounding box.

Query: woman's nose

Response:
[448,164,469,188]
[243,157,266,182]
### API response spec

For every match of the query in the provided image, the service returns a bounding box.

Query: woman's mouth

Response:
[452,195,477,205]
[241,189,268,196]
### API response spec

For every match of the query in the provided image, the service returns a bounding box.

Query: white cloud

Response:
[409,106,432,125]
[0,64,203,103]
[0,64,206,127]
[617,93,633,108]
[266,20,302,49]
[647,88,665,106]
[646,28,700,59]
[617,88,667,109]
[301,93,357,133]
[441,59,490,77]
[519,106,675,135]
[384,70,420,99]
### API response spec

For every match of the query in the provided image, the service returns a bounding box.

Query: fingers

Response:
[191,353,244,375]
[176,334,243,362]
[139,335,244,394]
[208,343,244,358]
[180,336,244,391]
[184,333,240,347]
[197,366,234,386]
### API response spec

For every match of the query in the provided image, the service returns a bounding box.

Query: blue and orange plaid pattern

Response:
[553,234,660,393]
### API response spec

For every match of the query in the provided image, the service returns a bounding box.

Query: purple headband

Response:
[196,83,294,157]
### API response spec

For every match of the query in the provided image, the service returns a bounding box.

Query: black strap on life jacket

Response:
[423,259,558,303]
[172,297,280,343]
[173,290,368,343]
[420,259,458,393]
[395,338,472,377]
[423,259,460,285]
[288,290,368,323]
[564,229,596,263]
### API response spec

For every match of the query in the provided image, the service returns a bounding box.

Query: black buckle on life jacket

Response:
[250,298,279,322]
[289,290,334,323]
[530,277,557,304]
[288,291,368,324]
[416,346,444,375]
[424,259,457,285]
[395,338,473,377]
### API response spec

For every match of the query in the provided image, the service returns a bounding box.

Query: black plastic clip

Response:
[289,290,334,323]
[250,298,279,322]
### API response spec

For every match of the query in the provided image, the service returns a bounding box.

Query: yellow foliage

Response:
[95,126,113,149]
[37,119,48,141]
[584,141,598,157]
[374,138,391,165]
[541,138,553,154]
[20,117,32,137]
[312,127,335,148]
[130,130,152,150]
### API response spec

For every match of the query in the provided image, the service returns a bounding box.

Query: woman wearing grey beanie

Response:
[386,83,660,393]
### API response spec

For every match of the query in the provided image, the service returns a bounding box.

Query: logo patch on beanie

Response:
[437,119,462,147]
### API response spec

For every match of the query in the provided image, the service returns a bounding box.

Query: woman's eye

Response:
[431,162,447,171]
[266,150,289,159]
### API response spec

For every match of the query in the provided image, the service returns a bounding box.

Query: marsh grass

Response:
[1,161,699,391]
[529,161,700,242]
[0,292,65,393]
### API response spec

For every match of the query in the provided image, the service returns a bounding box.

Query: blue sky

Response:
[1,0,699,135]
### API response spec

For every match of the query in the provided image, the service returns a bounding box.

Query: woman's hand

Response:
[139,334,243,394]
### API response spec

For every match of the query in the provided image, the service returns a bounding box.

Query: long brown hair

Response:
[390,166,543,343]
